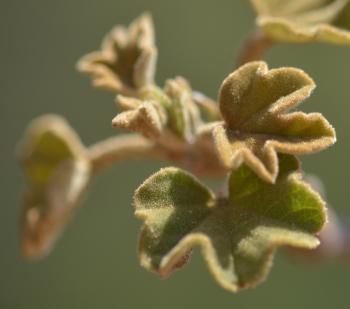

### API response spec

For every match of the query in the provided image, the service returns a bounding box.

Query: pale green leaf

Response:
[251,0,350,45]
[214,61,335,183]
[17,115,91,260]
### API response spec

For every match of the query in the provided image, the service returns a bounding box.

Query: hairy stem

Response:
[87,132,226,178]
[88,134,161,175]
[237,30,274,67]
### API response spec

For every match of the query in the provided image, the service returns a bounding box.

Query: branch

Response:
[88,132,227,179]
[88,134,161,175]
[236,30,274,67]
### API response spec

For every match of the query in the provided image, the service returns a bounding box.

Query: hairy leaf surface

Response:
[112,77,201,142]
[134,156,326,292]
[77,13,157,95]
[213,61,335,183]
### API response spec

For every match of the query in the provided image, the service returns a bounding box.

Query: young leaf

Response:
[112,77,201,143]
[192,91,222,122]
[17,115,91,260]
[251,0,350,45]
[77,13,157,95]
[112,96,167,138]
[134,158,326,293]
[213,61,335,183]
[163,77,201,142]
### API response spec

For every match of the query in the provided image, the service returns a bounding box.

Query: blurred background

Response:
[1,0,349,308]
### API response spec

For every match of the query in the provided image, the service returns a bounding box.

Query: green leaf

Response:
[17,115,91,260]
[77,13,157,95]
[134,161,326,293]
[213,61,335,183]
[228,155,324,233]
[251,0,350,45]
[135,168,215,274]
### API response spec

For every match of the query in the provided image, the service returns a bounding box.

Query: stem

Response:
[87,132,226,178]
[236,30,274,67]
[316,212,350,259]
[342,224,350,257]
[88,134,161,175]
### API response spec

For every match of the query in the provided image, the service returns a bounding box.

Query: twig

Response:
[236,30,274,67]
[88,134,161,175]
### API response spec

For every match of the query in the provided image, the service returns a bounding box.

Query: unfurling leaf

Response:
[163,77,201,142]
[112,97,167,138]
[77,13,157,95]
[134,156,326,292]
[251,0,350,45]
[213,61,335,183]
[192,91,221,122]
[112,77,201,143]
[17,115,91,260]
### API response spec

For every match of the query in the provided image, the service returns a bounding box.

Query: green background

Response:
[1,0,349,308]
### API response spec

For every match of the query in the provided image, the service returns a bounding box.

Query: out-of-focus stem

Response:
[88,134,161,175]
[236,30,275,67]
[290,208,350,260]
[315,210,350,259]
[87,132,226,179]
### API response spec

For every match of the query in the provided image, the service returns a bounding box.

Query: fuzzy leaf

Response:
[17,115,91,260]
[112,97,166,138]
[134,158,326,292]
[213,61,335,183]
[77,13,157,95]
[192,91,221,122]
[251,0,350,45]
[163,77,201,142]
[112,77,201,142]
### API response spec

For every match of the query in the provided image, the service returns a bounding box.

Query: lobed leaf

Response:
[134,159,326,292]
[77,13,157,95]
[251,0,350,45]
[17,115,91,260]
[214,61,335,183]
